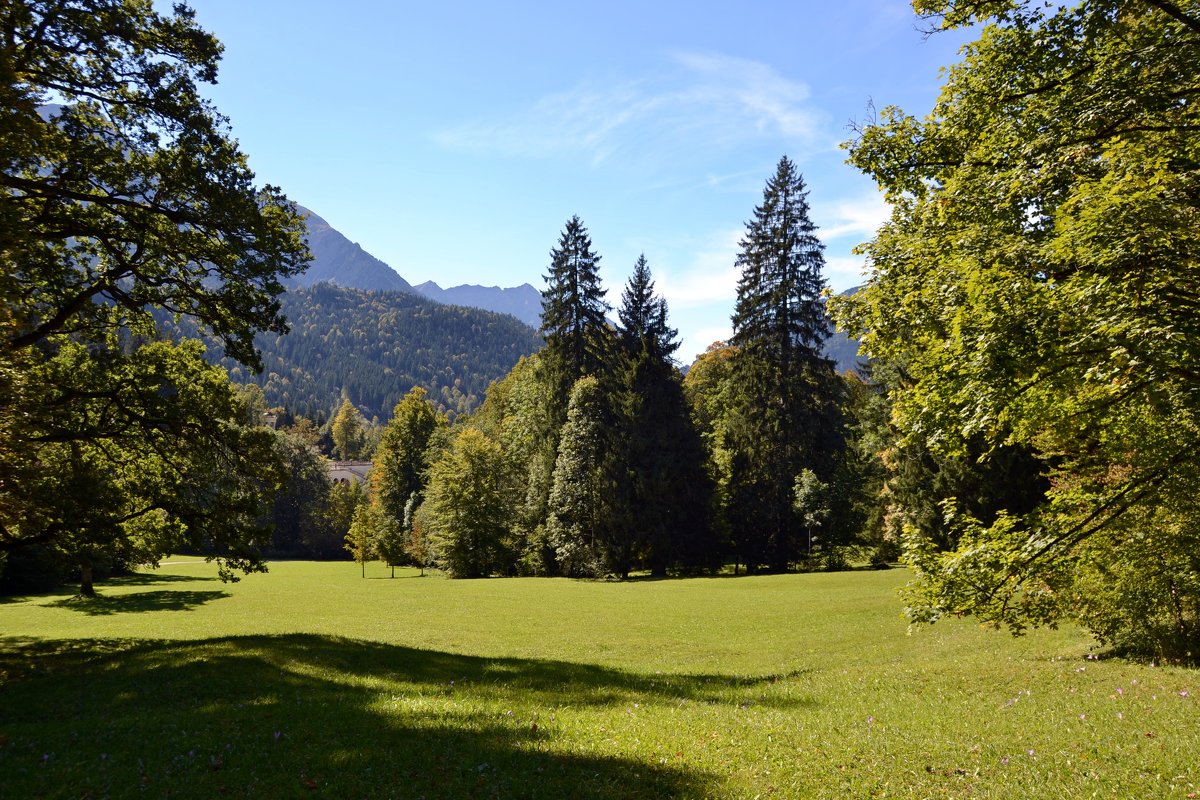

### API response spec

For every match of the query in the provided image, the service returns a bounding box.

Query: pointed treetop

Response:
[730,154,830,361]
[618,254,679,360]
[539,215,612,383]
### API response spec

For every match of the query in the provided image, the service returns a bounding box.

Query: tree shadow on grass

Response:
[0,634,816,798]
[46,589,231,615]
[109,571,220,586]
[0,570,218,605]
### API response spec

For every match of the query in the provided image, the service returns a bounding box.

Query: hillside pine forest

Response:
[3,0,1200,671]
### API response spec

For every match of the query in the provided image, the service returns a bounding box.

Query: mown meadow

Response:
[1,561,1197,799]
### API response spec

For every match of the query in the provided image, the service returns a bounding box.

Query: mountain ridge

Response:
[294,206,414,293]
[293,203,862,373]
[414,281,542,327]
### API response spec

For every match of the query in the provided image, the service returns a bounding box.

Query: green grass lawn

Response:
[1,561,1197,799]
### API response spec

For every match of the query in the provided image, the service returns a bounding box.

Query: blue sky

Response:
[188,0,971,363]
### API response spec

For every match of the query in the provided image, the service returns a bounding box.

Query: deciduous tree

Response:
[372,387,445,526]
[345,504,375,578]
[832,0,1200,659]
[270,426,332,557]
[423,428,511,578]
[0,1,309,585]
[330,398,368,461]
[29,340,286,594]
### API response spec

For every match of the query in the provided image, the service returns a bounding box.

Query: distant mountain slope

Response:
[200,284,543,421]
[824,328,864,375]
[415,281,542,328]
[290,203,859,373]
[293,206,413,292]
[825,286,865,375]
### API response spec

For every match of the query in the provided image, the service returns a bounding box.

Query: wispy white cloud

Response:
[816,191,891,242]
[653,228,744,309]
[824,255,870,292]
[670,52,818,141]
[434,52,824,166]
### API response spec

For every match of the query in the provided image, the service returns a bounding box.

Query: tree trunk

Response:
[79,565,95,597]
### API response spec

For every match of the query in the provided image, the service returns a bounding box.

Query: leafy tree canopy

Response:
[372,387,446,522]
[832,0,1200,658]
[331,398,368,461]
[0,1,309,584]
[1,0,309,366]
[424,428,512,579]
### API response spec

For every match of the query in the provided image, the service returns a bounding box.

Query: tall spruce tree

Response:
[530,217,614,573]
[539,216,612,411]
[616,256,716,576]
[728,156,842,571]
[618,255,678,362]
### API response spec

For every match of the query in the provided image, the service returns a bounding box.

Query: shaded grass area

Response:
[0,635,718,799]
[1,563,1198,798]
[45,589,230,615]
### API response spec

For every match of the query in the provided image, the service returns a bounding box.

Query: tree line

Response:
[223,283,543,422]
[0,0,873,597]
[339,158,881,579]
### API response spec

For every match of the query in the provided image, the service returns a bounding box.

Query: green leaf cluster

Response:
[833,0,1200,659]
[0,2,309,591]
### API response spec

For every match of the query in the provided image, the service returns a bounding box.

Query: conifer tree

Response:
[528,217,615,567]
[616,257,716,575]
[618,254,678,362]
[731,156,831,389]
[728,156,843,571]
[539,216,613,412]
[546,377,617,577]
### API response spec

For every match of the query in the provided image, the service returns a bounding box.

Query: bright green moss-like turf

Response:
[1,561,1196,798]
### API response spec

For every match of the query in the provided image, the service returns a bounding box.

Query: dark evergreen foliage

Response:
[618,255,679,363]
[615,257,717,576]
[730,156,833,405]
[539,216,613,411]
[727,156,845,572]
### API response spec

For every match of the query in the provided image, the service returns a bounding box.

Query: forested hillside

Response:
[221,284,543,421]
